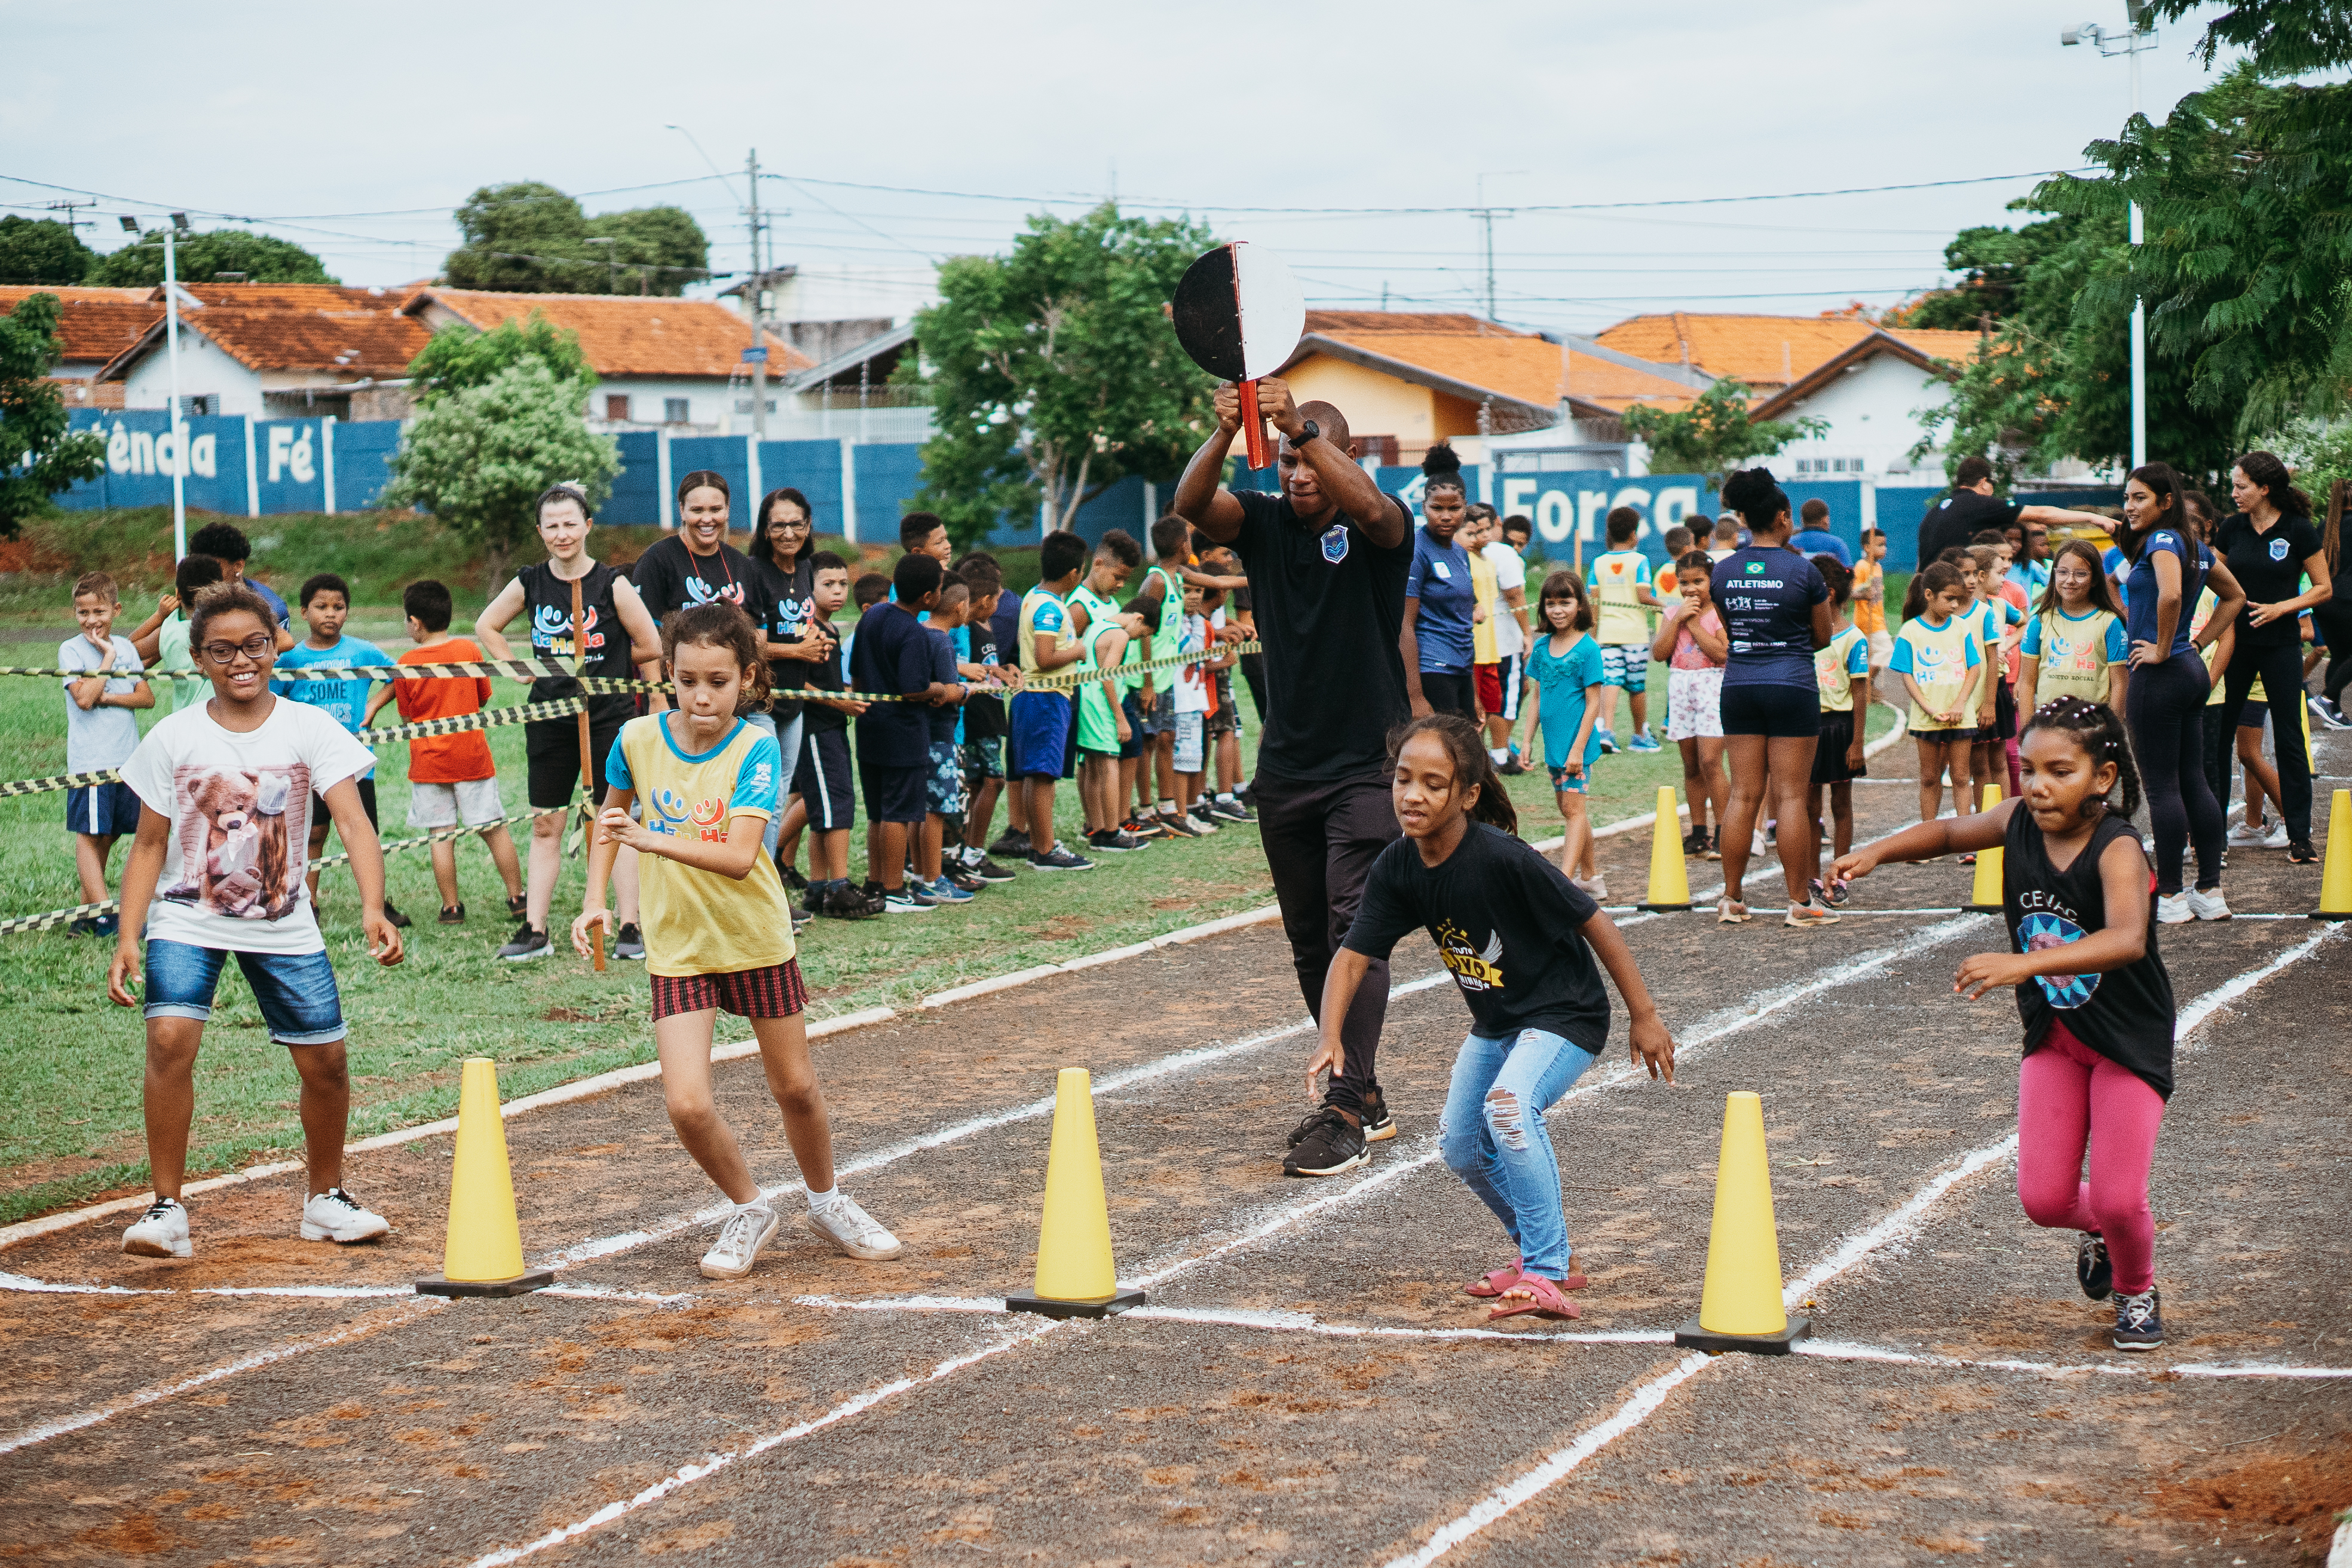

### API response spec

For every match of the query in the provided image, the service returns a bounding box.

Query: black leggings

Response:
[2201,696,2235,825]
[1419,670,1477,719]
[2311,599,2352,706]
[2125,651,2224,895]
[2219,639,2313,841]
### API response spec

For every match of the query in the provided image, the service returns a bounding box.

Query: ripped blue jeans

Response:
[1438,1028,1598,1282]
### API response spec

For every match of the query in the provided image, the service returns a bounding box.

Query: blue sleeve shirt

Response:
[1405,529,1478,673]
[2122,532,2203,657]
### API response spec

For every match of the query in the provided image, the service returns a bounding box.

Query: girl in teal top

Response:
[1521,570,1610,898]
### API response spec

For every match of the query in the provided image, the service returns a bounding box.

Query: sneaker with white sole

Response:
[2226,818,2268,847]
[300,1187,390,1244]
[2155,891,2194,924]
[700,1203,783,1279]
[1570,875,1609,902]
[1785,899,1840,928]
[2261,823,2290,850]
[2185,886,2232,921]
[803,1195,903,1260]
[497,922,552,961]
[2112,1287,2164,1351]
[122,1196,191,1258]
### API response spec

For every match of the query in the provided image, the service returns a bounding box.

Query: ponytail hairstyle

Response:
[1677,549,1716,595]
[2022,695,2142,822]
[1420,441,1467,499]
[675,468,731,507]
[536,481,592,524]
[661,602,771,716]
[2235,449,2314,519]
[1907,559,1968,621]
[1812,555,1852,609]
[1720,466,1792,540]
[1387,713,1518,835]
[2119,461,2187,561]
[2034,538,2123,621]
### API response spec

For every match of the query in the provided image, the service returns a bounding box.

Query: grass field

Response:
[0,635,1820,1227]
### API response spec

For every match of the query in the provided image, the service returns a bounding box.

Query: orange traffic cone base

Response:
[1674,1312,1812,1356]
[416,1268,553,1299]
[1006,1285,1145,1320]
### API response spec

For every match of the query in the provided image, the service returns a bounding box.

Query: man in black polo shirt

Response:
[1175,376,1414,1178]
[1916,455,2109,567]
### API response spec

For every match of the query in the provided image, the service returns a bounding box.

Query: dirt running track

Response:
[5,728,2349,1568]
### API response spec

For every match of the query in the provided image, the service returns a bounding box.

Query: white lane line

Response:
[0,1299,446,1457]
[459,1321,1061,1568]
[1383,918,2347,1565]
[790,1293,1675,1346]
[1793,1339,2352,1380]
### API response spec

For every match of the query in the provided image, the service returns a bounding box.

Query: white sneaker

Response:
[2261,824,2290,850]
[300,1187,390,1244]
[1571,875,1609,902]
[802,1195,903,1260]
[2186,886,2232,921]
[2227,818,2267,846]
[2155,891,2194,924]
[122,1196,190,1258]
[700,1203,782,1280]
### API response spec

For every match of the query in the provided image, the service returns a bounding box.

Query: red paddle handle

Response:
[1239,379,1270,470]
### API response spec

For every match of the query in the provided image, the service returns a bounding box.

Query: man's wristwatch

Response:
[1290,419,1319,448]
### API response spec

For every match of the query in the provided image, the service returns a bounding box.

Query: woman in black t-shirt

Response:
[2213,451,2332,860]
[749,486,835,872]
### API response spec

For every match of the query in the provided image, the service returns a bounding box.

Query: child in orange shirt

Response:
[365,580,525,923]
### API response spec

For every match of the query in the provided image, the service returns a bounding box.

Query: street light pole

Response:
[163,218,189,562]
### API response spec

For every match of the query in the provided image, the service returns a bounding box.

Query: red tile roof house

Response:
[0,285,161,411]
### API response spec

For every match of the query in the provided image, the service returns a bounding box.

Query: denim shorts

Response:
[143,938,347,1045]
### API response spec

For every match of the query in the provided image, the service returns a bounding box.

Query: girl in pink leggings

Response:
[1836,695,2176,1352]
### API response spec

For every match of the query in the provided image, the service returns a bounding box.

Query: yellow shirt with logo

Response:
[1591,549,1652,646]
[1814,624,1869,713]
[1018,585,1070,679]
[608,713,794,978]
[2029,607,2123,708]
[1891,613,1982,733]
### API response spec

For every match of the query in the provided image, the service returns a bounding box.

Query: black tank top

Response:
[2002,807,2176,1098]
[518,562,637,726]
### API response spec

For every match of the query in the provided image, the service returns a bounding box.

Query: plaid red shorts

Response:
[649,958,808,1022]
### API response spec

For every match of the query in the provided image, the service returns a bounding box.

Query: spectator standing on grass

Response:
[1068,529,1157,841]
[130,555,292,715]
[112,582,405,1262]
[188,521,289,627]
[1174,376,1413,1180]
[915,575,978,902]
[1196,566,1252,827]
[1128,517,1195,839]
[1588,506,1663,754]
[360,579,524,927]
[1478,506,1534,773]
[976,554,1033,862]
[474,482,663,964]
[748,486,834,881]
[1519,569,1609,898]
[273,573,411,931]
[1653,550,1729,860]
[1402,443,1480,721]
[60,571,152,936]
[781,553,881,920]
[948,553,1021,885]
[1789,498,1852,567]
[853,551,966,911]
[1852,528,1891,674]
[1007,530,1095,873]
[571,602,901,1282]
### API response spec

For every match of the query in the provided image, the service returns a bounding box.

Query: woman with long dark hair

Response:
[2311,480,2352,721]
[747,487,834,875]
[2116,463,2243,920]
[1710,467,1837,927]
[2213,452,2333,862]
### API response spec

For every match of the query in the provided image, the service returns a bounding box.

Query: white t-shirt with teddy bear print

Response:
[120,696,375,956]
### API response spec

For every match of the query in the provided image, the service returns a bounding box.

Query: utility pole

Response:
[121,213,194,560]
[745,148,768,443]
[1473,172,1524,324]
[2062,4,2155,468]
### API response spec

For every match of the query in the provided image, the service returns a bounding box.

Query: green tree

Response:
[87,229,335,286]
[406,313,593,408]
[905,203,1218,546]
[1897,218,2077,331]
[379,360,619,583]
[1618,378,1827,484]
[0,294,106,538]
[443,182,706,295]
[0,218,95,286]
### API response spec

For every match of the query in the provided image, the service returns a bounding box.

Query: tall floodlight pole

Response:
[159,216,191,561]
[2063,5,2155,469]
[746,148,767,443]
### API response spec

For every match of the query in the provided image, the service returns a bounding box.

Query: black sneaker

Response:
[777,862,808,892]
[2112,1287,2164,1351]
[988,829,1032,860]
[439,904,466,926]
[1206,796,1254,823]
[1027,844,1095,871]
[2288,839,2320,865]
[961,852,1018,884]
[1122,814,1170,840]
[497,922,552,961]
[613,922,646,961]
[1086,828,1146,853]
[945,866,988,893]
[2077,1233,2112,1301]
[507,892,529,917]
[1157,810,1203,840]
[1283,1108,1368,1178]
[1359,1086,1396,1143]
[66,916,101,938]
[822,881,886,920]
[1497,756,1527,777]
[381,899,414,930]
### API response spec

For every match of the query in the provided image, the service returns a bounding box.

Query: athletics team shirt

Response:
[2003,807,2175,1098]
[2216,510,2325,651]
[1710,546,1828,689]
[2121,531,2206,657]
[1345,822,1610,1047]
[755,554,816,722]
[605,713,792,979]
[1224,488,1413,782]
[1814,624,1869,713]
[1405,526,1477,673]
[274,634,387,779]
[1889,613,1981,731]
[1590,549,1652,647]
[2022,608,2126,708]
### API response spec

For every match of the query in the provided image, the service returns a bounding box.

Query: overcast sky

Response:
[5,1,2251,336]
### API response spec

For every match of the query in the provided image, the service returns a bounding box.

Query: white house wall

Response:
[115,330,269,416]
[1772,353,1953,480]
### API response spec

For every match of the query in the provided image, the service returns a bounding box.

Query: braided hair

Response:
[2021,696,2142,822]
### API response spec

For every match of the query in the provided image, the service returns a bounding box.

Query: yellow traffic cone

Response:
[1636,785,1693,912]
[416,1058,552,1298]
[1674,1091,1811,1355]
[1007,1068,1144,1319]
[2312,789,2352,921]
[1964,783,2005,912]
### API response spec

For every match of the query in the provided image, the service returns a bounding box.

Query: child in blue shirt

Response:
[274,573,409,927]
[1520,569,1610,899]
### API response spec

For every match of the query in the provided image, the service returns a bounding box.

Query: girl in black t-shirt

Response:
[1834,697,2178,1353]
[1309,715,1676,1322]
[2215,451,2332,861]
[749,486,835,883]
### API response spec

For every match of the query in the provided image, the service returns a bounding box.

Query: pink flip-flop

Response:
[1464,1259,1523,1298]
[1487,1273,1582,1322]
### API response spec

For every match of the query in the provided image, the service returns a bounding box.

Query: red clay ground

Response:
[3,728,2347,1567]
